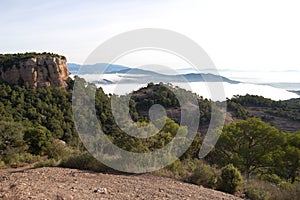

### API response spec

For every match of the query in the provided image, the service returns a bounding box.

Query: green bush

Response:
[11,153,40,167]
[190,161,219,188]
[219,164,243,194]
[2,153,39,168]
[0,160,5,168]
[60,152,108,172]
[245,187,271,200]
[153,159,194,179]
[0,121,27,166]
[259,174,282,185]
[274,182,299,200]
[23,126,53,155]
[45,140,69,160]
[34,159,60,168]
[166,159,185,178]
[244,179,300,200]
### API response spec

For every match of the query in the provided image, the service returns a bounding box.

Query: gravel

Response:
[0,167,242,200]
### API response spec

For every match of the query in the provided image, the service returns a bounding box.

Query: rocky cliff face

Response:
[0,54,69,89]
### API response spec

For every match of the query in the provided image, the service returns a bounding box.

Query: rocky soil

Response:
[0,167,242,200]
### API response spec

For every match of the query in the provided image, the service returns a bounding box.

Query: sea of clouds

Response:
[96,81,299,101]
[72,70,300,101]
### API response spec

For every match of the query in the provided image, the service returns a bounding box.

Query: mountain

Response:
[181,73,239,83]
[109,68,163,75]
[263,82,300,90]
[129,84,300,133]
[68,63,129,74]
[67,63,81,74]
[227,94,300,133]
[69,63,240,84]
[289,90,300,95]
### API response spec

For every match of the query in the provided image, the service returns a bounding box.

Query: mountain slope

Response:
[227,94,300,132]
[0,167,242,200]
[129,83,300,133]
[69,63,239,84]
[68,63,129,74]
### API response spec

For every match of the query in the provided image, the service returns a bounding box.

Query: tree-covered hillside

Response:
[0,78,299,199]
[228,94,300,132]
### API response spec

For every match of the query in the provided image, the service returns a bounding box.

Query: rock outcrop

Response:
[0,53,69,88]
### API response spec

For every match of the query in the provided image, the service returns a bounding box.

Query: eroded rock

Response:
[0,54,69,89]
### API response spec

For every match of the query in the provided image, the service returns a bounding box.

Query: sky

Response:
[1,0,300,73]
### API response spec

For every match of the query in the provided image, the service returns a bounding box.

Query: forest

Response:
[0,77,299,199]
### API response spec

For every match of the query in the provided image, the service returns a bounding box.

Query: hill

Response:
[0,66,299,199]
[127,83,300,133]
[0,167,241,200]
[68,63,239,84]
[289,90,300,95]
[68,63,129,74]
[227,94,300,133]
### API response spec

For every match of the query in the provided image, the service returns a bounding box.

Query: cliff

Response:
[0,53,69,88]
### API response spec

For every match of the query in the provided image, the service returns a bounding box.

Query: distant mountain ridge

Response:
[68,63,129,74]
[68,63,239,84]
[289,90,300,95]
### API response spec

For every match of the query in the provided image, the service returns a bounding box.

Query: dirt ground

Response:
[0,167,242,200]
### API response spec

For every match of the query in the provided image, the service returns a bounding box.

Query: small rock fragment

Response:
[94,188,108,194]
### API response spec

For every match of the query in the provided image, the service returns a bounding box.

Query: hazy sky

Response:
[1,0,300,71]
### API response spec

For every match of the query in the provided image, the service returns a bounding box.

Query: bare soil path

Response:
[0,167,242,200]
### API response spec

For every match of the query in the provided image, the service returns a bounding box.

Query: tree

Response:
[24,126,53,155]
[208,118,284,178]
[0,121,26,164]
[280,132,300,183]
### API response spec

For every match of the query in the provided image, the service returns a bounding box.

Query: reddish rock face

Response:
[0,55,69,89]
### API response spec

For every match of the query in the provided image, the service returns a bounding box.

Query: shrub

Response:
[34,159,60,168]
[275,182,300,200]
[259,173,282,185]
[190,161,219,188]
[244,187,271,200]
[60,152,108,172]
[166,159,185,178]
[0,121,26,165]
[0,160,5,168]
[12,153,40,167]
[219,164,243,194]
[244,179,300,200]
[4,153,39,168]
[45,140,69,161]
[154,159,199,180]
[23,126,52,155]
